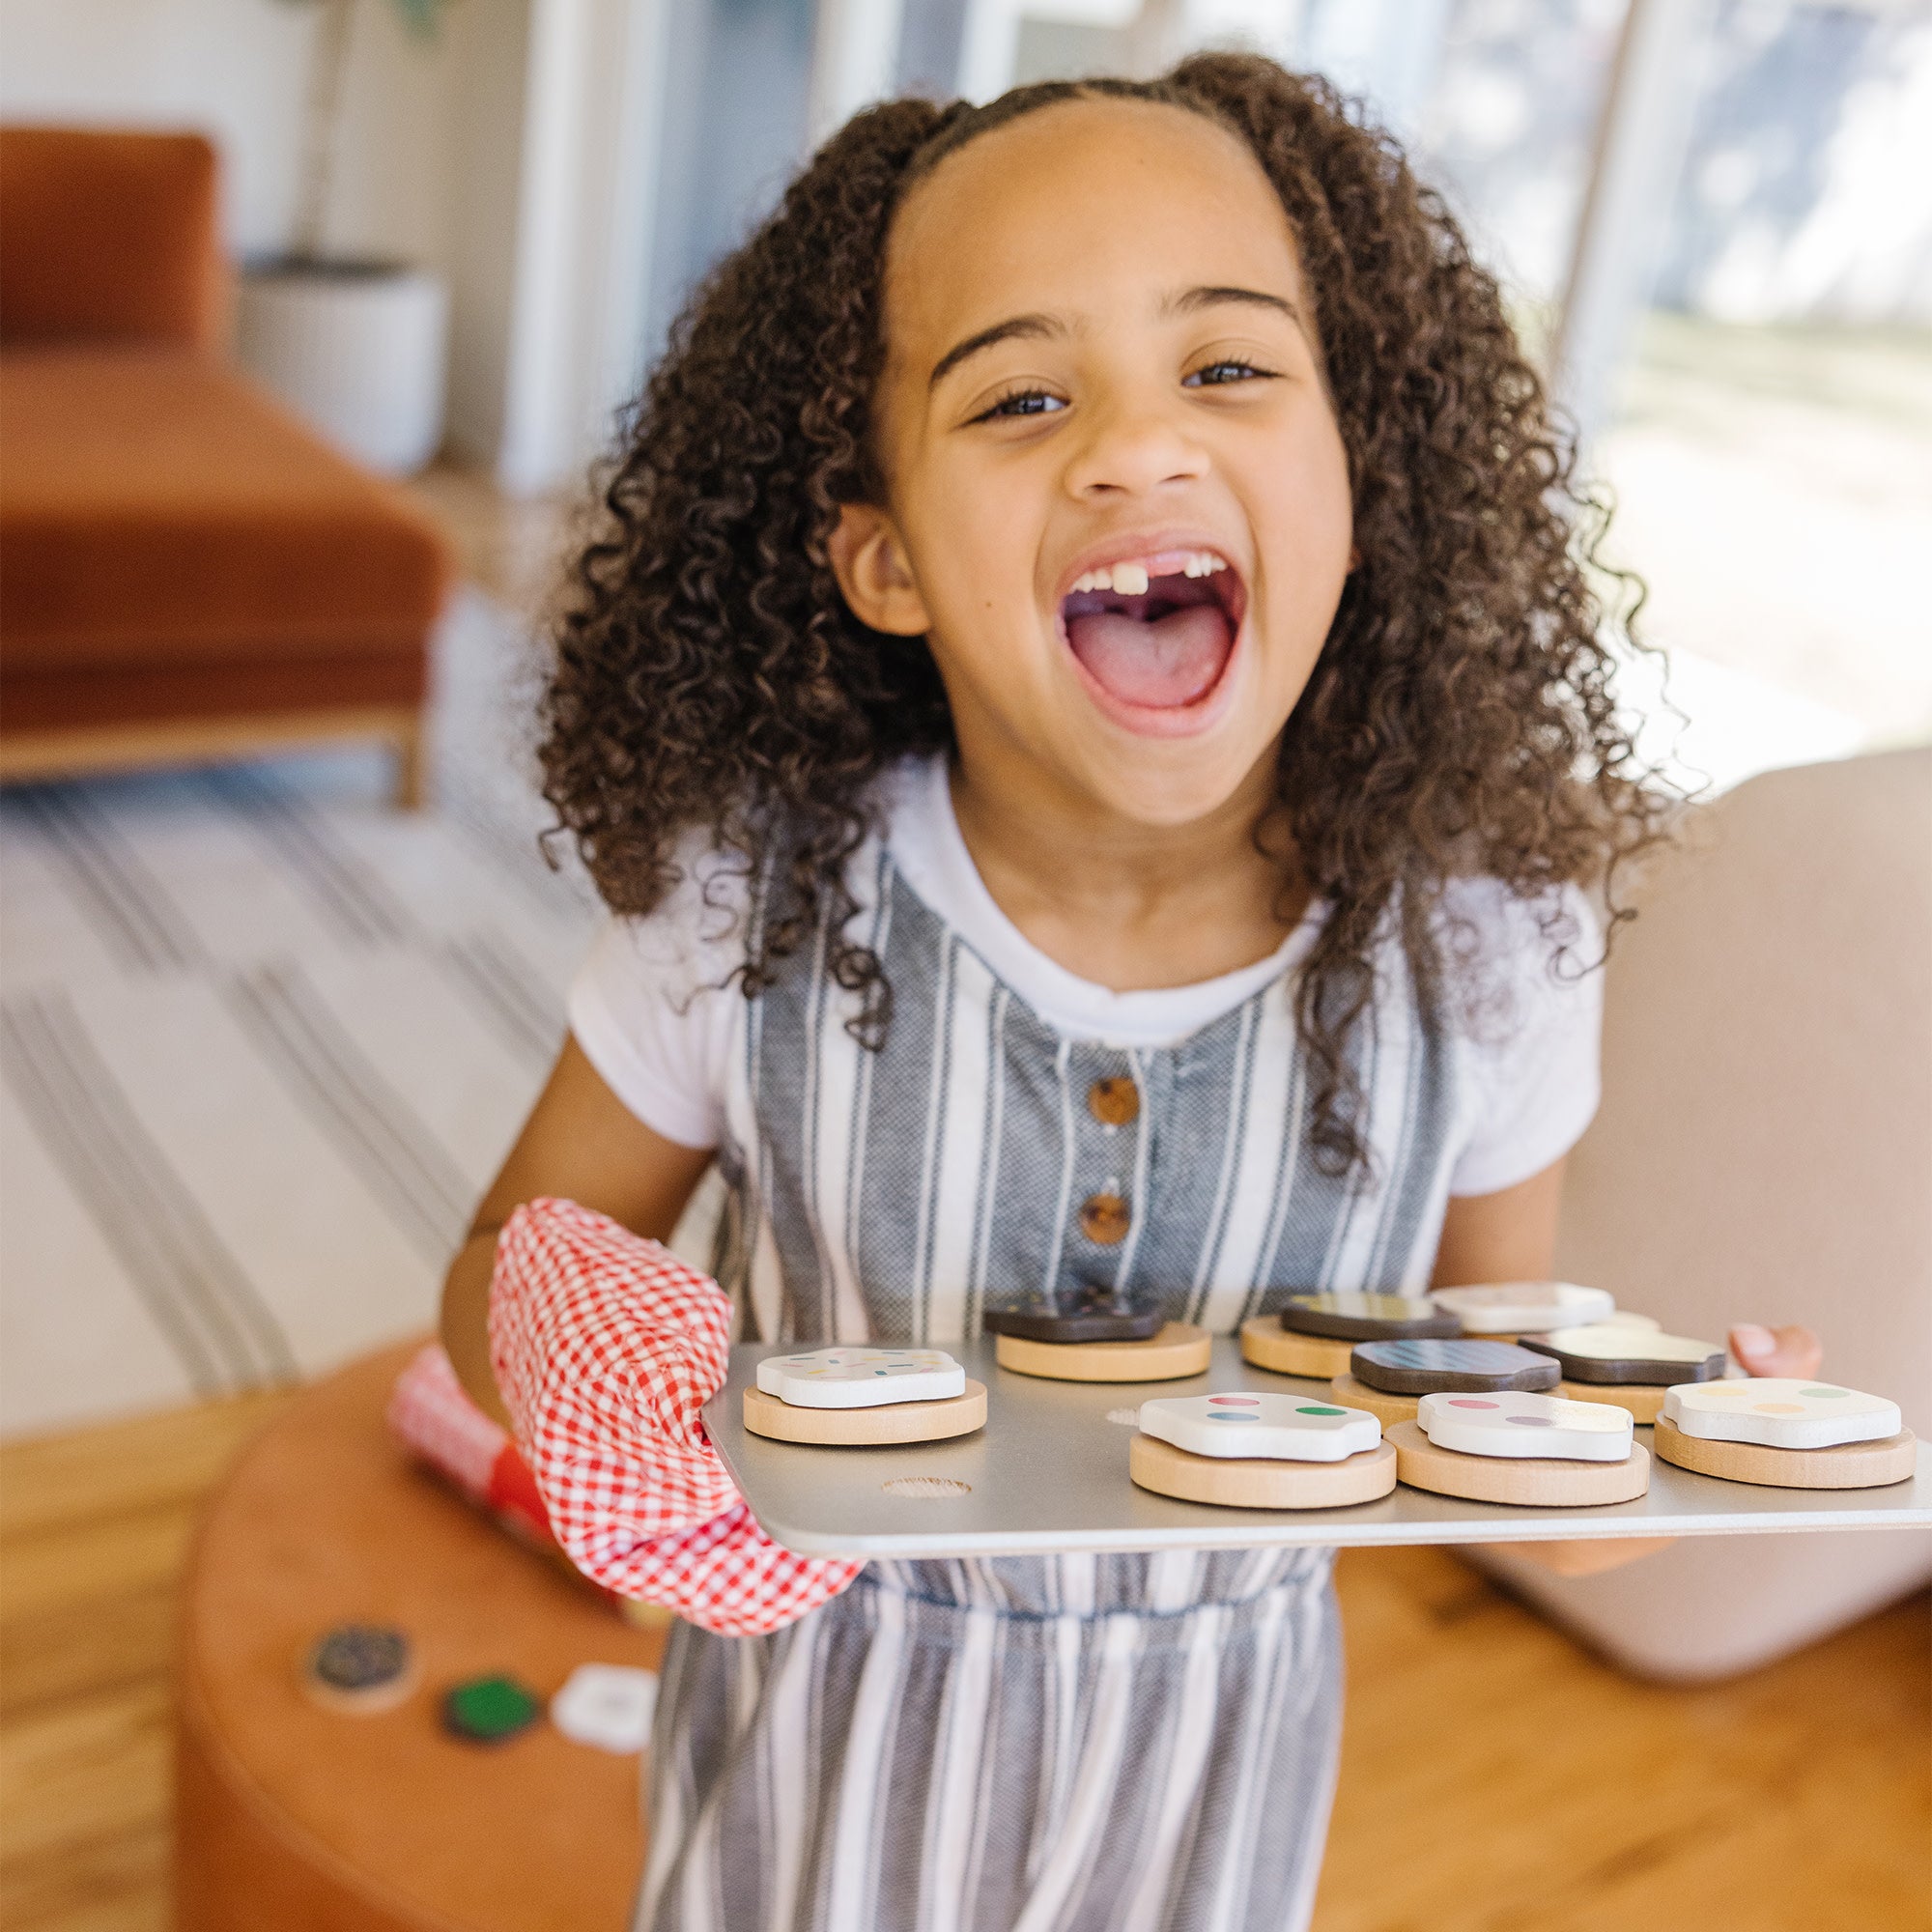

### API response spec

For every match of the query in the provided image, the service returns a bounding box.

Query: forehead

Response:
[885,98,1305,362]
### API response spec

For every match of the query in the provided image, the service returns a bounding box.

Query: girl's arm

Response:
[440,1036,716,1429]
[1431,1160,1567,1292]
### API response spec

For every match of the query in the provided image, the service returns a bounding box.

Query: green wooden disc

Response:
[442,1674,541,1743]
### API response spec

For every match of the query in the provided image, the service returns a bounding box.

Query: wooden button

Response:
[1079,1192,1131,1244]
[1087,1077,1140,1127]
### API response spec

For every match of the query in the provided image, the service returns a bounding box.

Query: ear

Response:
[827,502,931,637]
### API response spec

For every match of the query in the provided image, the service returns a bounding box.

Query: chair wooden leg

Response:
[391,717,428,811]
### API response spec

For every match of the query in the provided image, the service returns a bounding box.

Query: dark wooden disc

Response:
[982,1303,1165,1344]
[1280,1293,1461,1342]
[1519,1334,1726,1385]
[1350,1338,1561,1396]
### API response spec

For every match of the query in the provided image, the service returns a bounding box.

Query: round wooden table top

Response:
[178,1339,667,1932]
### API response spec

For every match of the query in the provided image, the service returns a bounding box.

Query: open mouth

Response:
[1058,549,1245,712]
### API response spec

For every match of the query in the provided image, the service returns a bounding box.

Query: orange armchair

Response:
[0,128,454,805]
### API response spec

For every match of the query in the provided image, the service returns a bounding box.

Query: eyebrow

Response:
[928,314,1059,389]
[1165,285,1300,326]
[927,285,1302,390]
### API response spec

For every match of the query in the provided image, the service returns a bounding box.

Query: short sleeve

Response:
[1446,881,1605,1198]
[565,852,749,1151]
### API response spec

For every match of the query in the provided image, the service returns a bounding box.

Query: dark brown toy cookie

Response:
[1280,1293,1461,1342]
[1350,1338,1561,1396]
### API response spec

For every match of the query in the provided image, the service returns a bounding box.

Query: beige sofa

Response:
[1475,746,1932,1678]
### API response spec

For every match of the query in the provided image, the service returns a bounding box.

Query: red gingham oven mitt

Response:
[482,1195,860,1634]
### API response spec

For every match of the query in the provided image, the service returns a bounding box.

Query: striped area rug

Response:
[0,590,606,1437]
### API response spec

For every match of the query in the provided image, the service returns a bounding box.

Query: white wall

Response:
[440,0,533,465]
[0,0,459,269]
[0,0,549,468]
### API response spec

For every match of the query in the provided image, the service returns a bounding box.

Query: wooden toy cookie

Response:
[982,1285,1165,1345]
[551,1662,658,1754]
[745,1347,986,1444]
[1238,1317,1351,1378]
[1350,1338,1560,1396]
[1240,1293,1457,1378]
[996,1321,1210,1382]
[1140,1391,1382,1462]
[756,1347,964,1407]
[1390,1391,1649,1505]
[1278,1293,1461,1342]
[1129,1392,1396,1509]
[443,1674,542,1744]
[1427,1281,1614,1336]
[1652,1379,1916,1489]
[301,1624,417,1716]
[1520,1321,1726,1422]
[1416,1389,1634,1461]
[1520,1323,1726,1385]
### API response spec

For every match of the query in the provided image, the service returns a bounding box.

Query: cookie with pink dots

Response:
[1388,1389,1648,1505]
[1415,1390,1634,1462]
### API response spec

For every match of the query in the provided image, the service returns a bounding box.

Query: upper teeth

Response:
[1070,552,1227,596]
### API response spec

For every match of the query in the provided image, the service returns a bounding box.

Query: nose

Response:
[1061,385,1209,501]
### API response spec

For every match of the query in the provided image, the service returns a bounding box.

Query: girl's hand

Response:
[1497,1321,1826,1579]
[1728,1321,1823,1379]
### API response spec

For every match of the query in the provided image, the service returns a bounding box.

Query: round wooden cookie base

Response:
[299,1657,420,1719]
[996,1323,1210,1383]
[1387,1420,1650,1506]
[1327,1374,1418,1427]
[1652,1416,1917,1490]
[1559,1380,1666,1424]
[743,1380,987,1445]
[1237,1319,1351,1379]
[1129,1433,1398,1510]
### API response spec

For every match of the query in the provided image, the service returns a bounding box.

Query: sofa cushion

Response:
[0,128,227,351]
[0,347,454,670]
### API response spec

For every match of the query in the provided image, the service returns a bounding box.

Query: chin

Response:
[1076,731,1274,830]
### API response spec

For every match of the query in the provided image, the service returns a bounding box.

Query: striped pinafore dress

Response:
[633,818,1478,1932]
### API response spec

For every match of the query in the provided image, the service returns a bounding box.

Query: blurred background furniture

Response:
[0,128,454,807]
[1475,746,1932,1678]
[176,1341,666,1932]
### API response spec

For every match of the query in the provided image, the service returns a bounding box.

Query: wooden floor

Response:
[0,1390,1924,1932]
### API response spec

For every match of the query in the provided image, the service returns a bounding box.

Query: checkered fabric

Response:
[488,1196,861,1635]
[387,1342,505,1502]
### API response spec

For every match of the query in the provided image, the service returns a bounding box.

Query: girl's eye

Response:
[1184,359,1275,388]
[974,388,1065,422]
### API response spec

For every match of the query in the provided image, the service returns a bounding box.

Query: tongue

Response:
[1066,604,1232,709]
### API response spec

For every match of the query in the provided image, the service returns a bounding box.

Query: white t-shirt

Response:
[567,755,1602,1198]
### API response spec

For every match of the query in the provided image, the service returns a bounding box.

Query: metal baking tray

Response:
[702,1337,1932,1559]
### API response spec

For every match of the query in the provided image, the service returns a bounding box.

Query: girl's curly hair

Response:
[539,53,1670,1175]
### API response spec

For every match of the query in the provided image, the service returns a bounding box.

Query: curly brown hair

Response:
[538,53,1669,1176]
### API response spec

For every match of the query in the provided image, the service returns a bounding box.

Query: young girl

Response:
[440,54,1817,1930]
